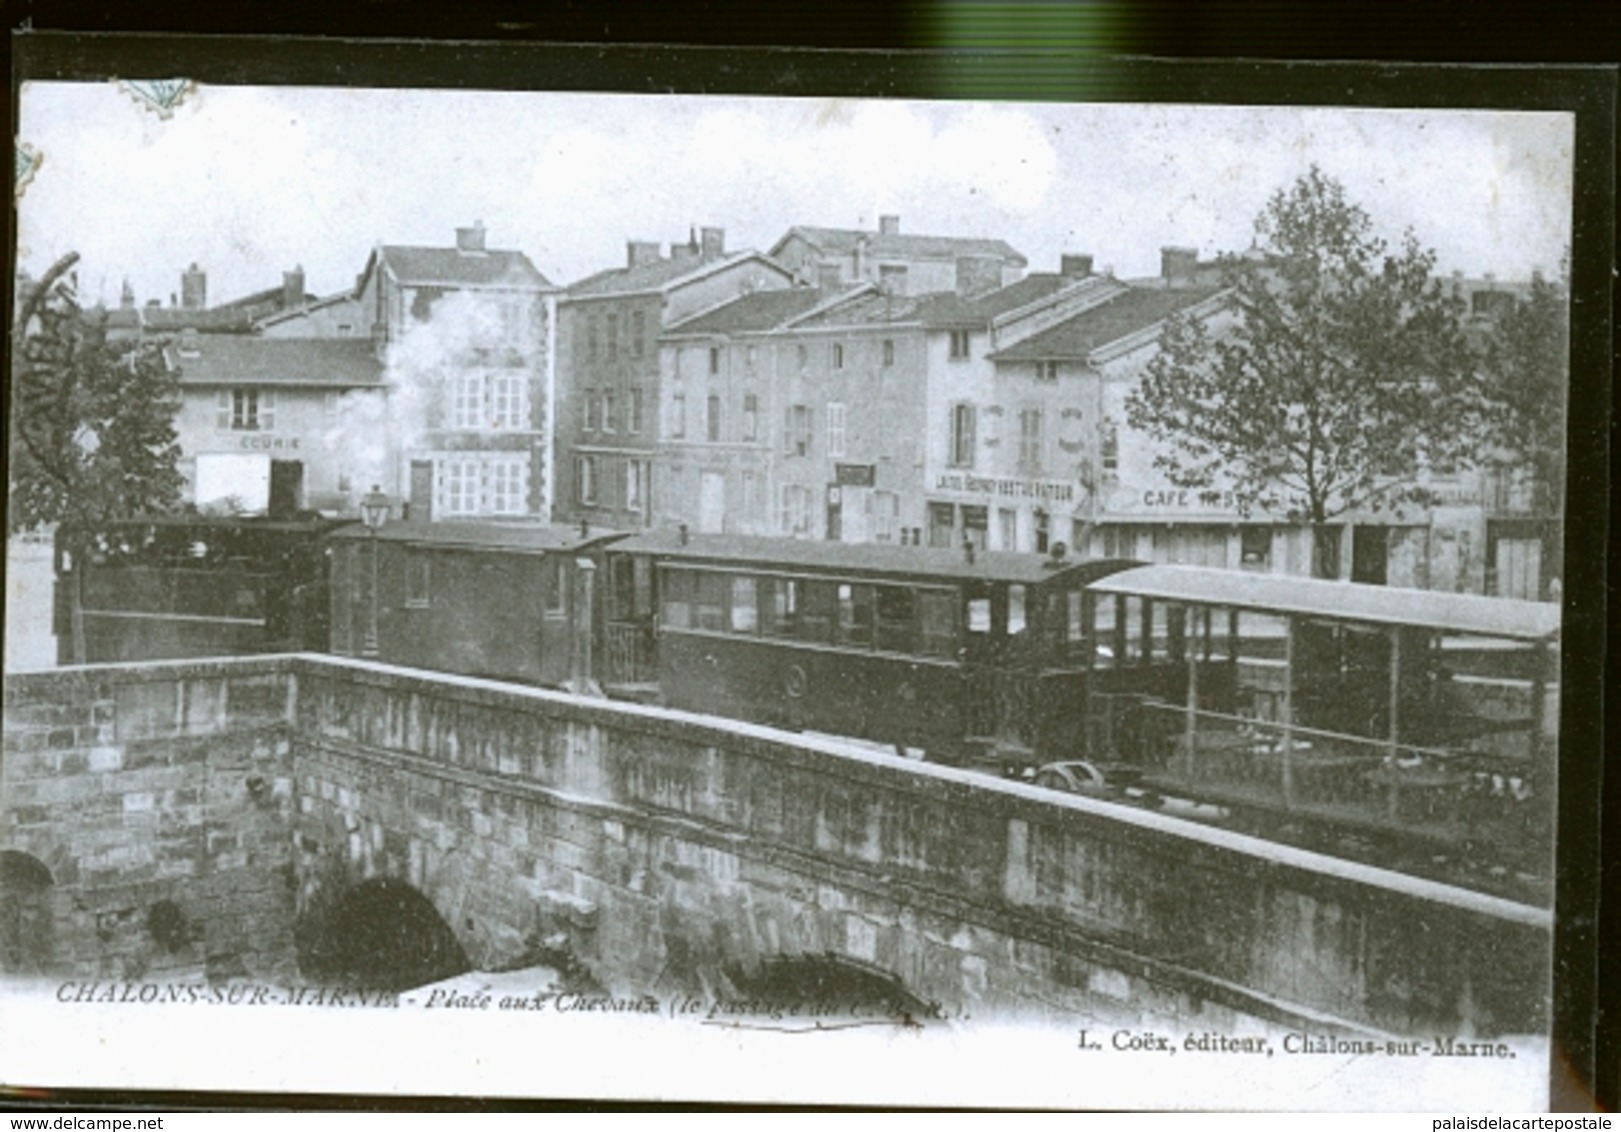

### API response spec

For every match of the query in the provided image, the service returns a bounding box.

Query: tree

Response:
[1125,167,1479,577]
[1478,268,1568,513]
[9,254,185,660]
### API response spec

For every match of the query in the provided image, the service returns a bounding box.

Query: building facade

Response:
[167,334,387,516]
[355,223,559,521]
[770,215,1028,295]
[555,228,796,529]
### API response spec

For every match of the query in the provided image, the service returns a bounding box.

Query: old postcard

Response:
[3,38,1608,1110]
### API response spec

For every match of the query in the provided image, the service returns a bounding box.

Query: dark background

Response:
[3,0,1616,1115]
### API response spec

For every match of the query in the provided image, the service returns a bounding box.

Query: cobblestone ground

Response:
[5,540,56,671]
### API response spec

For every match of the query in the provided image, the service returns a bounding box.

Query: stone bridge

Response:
[2,654,1551,1036]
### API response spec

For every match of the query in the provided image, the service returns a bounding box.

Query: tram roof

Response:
[1089,565,1561,641]
[612,529,1137,585]
[328,520,620,555]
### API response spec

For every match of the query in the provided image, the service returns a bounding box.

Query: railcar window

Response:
[966,596,991,635]
[798,580,836,643]
[874,586,916,653]
[730,576,759,634]
[661,569,695,629]
[918,590,957,657]
[545,558,566,617]
[763,576,799,637]
[1007,584,1027,636]
[836,583,874,648]
[1122,595,1145,663]
[1066,590,1084,644]
[695,573,728,632]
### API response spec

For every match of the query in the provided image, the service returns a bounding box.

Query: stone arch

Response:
[295,875,470,991]
[0,850,56,975]
[726,953,941,1024]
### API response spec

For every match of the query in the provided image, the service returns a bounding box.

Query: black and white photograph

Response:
[2,39,1608,1111]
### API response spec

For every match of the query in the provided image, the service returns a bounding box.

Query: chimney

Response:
[671,241,699,263]
[455,221,487,254]
[181,263,206,310]
[627,240,661,268]
[955,254,1002,298]
[816,263,844,293]
[1060,253,1094,279]
[119,279,135,310]
[699,227,725,261]
[283,265,305,309]
[878,214,900,237]
[1161,246,1199,286]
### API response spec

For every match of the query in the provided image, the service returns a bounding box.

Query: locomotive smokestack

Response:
[964,539,976,565]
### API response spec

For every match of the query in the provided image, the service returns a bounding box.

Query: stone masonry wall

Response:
[2,659,299,982]
[291,658,1551,1036]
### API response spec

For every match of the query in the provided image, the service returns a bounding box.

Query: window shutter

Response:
[217,391,231,430]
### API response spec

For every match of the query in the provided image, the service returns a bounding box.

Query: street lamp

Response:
[360,484,390,657]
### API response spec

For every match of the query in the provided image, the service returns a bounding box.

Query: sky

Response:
[15,82,1574,309]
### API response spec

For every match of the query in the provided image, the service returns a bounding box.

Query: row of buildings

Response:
[84,216,1559,600]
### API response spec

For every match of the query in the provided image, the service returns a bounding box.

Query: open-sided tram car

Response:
[52,515,343,664]
[1073,565,1560,882]
[599,530,1138,767]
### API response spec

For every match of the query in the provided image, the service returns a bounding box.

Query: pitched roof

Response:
[566,250,789,299]
[329,520,619,554]
[169,337,385,388]
[254,292,360,328]
[789,273,1070,331]
[774,225,1027,268]
[989,284,1225,362]
[664,286,828,335]
[372,245,554,290]
[102,306,256,334]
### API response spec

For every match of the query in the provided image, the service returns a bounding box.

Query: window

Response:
[949,403,977,468]
[694,573,727,632]
[874,586,915,653]
[489,373,525,430]
[219,389,276,432]
[495,299,526,345]
[607,313,619,360]
[764,577,798,637]
[831,343,844,370]
[729,576,758,634]
[586,314,598,361]
[601,389,616,434]
[928,502,956,548]
[583,388,598,432]
[708,346,720,375]
[706,393,722,442]
[631,310,645,358]
[742,393,758,442]
[405,553,431,608]
[1036,361,1059,382]
[826,402,847,458]
[786,404,811,457]
[918,591,957,656]
[835,583,874,648]
[882,339,894,366]
[780,484,813,535]
[625,459,649,513]
[745,344,757,370]
[868,490,899,542]
[545,558,566,616]
[1008,585,1028,636]
[629,388,644,435]
[1018,407,1044,473]
[670,392,686,439]
[487,460,525,515]
[576,455,597,505]
[1101,419,1119,478]
[949,330,971,360]
[741,471,757,520]
[440,458,481,516]
[1241,526,1272,570]
[796,343,808,372]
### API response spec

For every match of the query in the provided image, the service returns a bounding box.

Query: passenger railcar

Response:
[326,521,622,689]
[599,529,1138,766]
[52,516,342,664]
